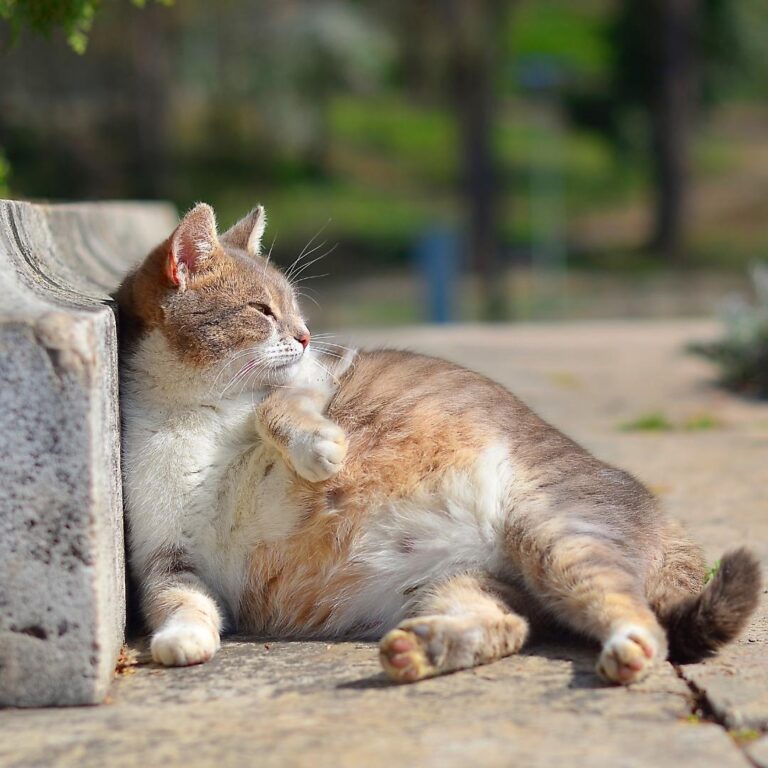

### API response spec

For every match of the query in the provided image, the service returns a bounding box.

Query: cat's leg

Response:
[140,545,223,666]
[379,573,529,683]
[255,387,347,482]
[509,522,666,684]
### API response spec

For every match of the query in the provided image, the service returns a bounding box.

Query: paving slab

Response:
[0,639,748,768]
[749,736,768,767]
[1,319,765,765]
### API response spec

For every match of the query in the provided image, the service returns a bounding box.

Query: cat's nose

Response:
[296,332,310,350]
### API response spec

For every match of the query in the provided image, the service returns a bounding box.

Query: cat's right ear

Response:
[166,203,219,290]
[220,205,267,257]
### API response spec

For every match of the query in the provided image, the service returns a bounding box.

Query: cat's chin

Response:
[262,359,303,386]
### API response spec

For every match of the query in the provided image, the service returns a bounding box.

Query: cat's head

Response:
[118,203,312,390]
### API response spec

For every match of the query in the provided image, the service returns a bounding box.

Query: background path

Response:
[2,320,766,767]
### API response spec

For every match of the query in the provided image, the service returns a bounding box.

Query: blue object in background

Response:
[415,228,459,324]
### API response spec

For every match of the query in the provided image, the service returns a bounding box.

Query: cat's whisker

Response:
[285,241,326,282]
[314,350,344,362]
[288,244,337,284]
[208,347,265,395]
[312,338,352,348]
[310,341,345,354]
[295,285,322,301]
[295,290,321,309]
[286,239,328,279]
[313,343,344,360]
[291,273,329,286]
[284,220,331,280]
[312,340,356,355]
[263,233,278,275]
[244,361,271,400]
[208,354,259,396]
[221,357,264,398]
[309,355,336,384]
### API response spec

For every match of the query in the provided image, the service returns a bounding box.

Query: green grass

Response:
[332,94,644,224]
[619,412,721,432]
[202,179,453,258]
[330,96,458,187]
[705,560,722,584]
[620,412,675,432]
[683,414,721,431]
[729,729,761,745]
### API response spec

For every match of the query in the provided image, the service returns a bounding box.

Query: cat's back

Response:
[330,348,519,431]
[329,348,576,468]
[325,347,653,523]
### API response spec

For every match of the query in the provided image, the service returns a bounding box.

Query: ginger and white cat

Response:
[117,203,761,685]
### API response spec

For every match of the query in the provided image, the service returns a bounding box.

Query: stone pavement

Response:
[1,320,766,767]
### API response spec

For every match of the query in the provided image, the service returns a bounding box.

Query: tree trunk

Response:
[447,0,505,318]
[129,2,173,199]
[650,0,697,262]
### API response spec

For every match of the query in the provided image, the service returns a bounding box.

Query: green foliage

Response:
[0,0,171,53]
[705,560,722,584]
[0,0,100,52]
[508,1,610,81]
[0,149,9,197]
[691,265,768,398]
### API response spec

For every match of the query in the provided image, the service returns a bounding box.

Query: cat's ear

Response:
[166,203,219,289]
[220,205,267,257]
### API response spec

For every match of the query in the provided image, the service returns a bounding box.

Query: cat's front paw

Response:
[289,421,347,482]
[151,620,220,667]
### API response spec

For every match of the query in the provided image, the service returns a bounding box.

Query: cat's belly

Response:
[233,442,522,638]
[206,443,312,617]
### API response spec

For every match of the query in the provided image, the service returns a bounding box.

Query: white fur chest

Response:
[121,331,305,616]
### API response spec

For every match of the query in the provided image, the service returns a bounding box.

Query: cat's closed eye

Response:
[247,301,275,318]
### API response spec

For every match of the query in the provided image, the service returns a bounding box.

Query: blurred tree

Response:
[613,0,697,262]
[255,2,392,175]
[391,0,510,318]
[0,0,170,53]
[606,0,763,262]
[128,0,173,198]
[448,0,507,318]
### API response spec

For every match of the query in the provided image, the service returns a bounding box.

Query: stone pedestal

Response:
[0,200,176,706]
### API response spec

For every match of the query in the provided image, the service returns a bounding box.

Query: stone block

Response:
[0,200,176,706]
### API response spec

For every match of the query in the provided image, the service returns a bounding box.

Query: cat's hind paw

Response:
[379,626,437,683]
[597,625,659,685]
[151,620,220,667]
[290,422,347,482]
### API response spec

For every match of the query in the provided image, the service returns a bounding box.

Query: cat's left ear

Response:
[220,205,267,257]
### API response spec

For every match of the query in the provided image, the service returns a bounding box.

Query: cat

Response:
[116,203,761,685]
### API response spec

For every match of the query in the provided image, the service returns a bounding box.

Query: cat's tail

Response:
[657,547,762,664]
